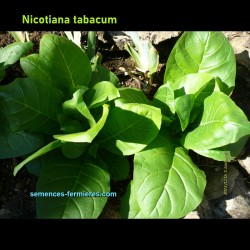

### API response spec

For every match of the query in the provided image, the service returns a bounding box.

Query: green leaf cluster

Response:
[1,32,249,219]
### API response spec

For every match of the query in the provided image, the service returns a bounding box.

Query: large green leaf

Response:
[0,41,33,68]
[21,34,92,95]
[36,155,110,218]
[54,104,109,143]
[0,78,63,134]
[98,103,161,155]
[133,128,206,218]
[121,181,145,218]
[0,127,44,159]
[183,91,250,150]
[164,32,236,95]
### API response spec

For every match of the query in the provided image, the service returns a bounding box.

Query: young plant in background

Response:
[125,32,159,90]
[64,31,82,48]
[64,31,97,62]
[121,31,250,218]
[9,31,30,43]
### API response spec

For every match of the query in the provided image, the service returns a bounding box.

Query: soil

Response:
[0,31,249,219]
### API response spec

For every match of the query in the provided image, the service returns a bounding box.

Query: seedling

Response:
[125,32,159,89]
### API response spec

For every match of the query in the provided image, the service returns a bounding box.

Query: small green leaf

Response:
[174,94,194,131]
[98,103,161,155]
[90,63,119,87]
[54,104,109,143]
[116,88,150,106]
[183,91,250,150]
[0,41,33,68]
[13,140,61,176]
[85,81,120,109]
[153,83,175,116]
[62,88,95,127]
[36,155,110,218]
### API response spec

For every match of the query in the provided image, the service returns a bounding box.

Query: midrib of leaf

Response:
[61,167,84,218]
[60,163,106,218]
[200,120,249,128]
[196,32,210,72]
[57,47,76,89]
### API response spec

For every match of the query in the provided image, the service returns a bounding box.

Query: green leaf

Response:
[174,94,194,131]
[26,158,43,176]
[0,127,44,159]
[99,149,130,180]
[133,128,206,218]
[0,63,5,81]
[183,91,250,150]
[21,54,58,88]
[166,73,214,95]
[62,87,95,127]
[13,140,61,176]
[61,142,88,158]
[0,41,33,68]
[98,103,161,155]
[36,155,110,218]
[87,31,96,61]
[121,181,145,218]
[85,81,120,109]
[115,88,150,106]
[90,63,119,87]
[195,135,249,161]
[125,32,159,76]
[153,83,175,116]
[54,104,109,143]
[0,78,63,134]
[22,34,92,95]
[164,32,236,95]
[59,115,86,134]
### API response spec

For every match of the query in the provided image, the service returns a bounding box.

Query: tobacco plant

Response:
[121,31,250,218]
[0,34,161,218]
[0,31,249,219]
